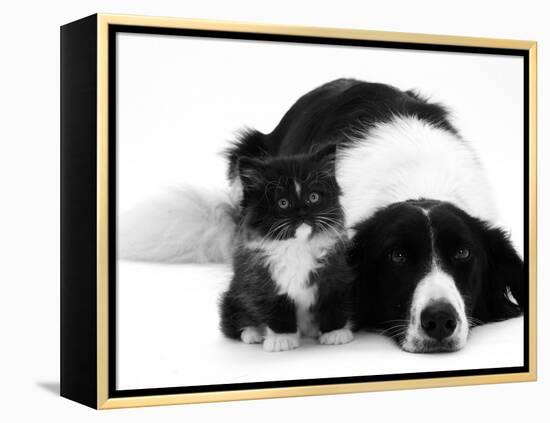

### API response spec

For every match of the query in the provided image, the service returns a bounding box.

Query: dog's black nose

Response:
[420,302,458,341]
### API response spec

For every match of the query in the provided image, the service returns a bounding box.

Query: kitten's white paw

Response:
[263,333,300,352]
[319,328,354,345]
[241,326,263,344]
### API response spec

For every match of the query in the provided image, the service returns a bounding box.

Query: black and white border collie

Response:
[120,78,524,353]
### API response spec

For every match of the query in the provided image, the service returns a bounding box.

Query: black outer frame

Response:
[60,14,98,408]
[60,14,531,409]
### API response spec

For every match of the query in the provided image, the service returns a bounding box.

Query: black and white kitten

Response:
[220,145,354,352]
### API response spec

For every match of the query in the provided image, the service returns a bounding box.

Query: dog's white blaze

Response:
[402,266,469,352]
[337,116,498,228]
[246,224,337,335]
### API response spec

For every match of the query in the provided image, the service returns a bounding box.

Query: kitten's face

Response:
[239,145,343,241]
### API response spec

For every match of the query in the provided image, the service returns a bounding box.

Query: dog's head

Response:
[349,199,524,353]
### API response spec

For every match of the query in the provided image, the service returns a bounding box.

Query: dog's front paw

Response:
[319,328,354,345]
[263,332,299,352]
[240,326,263,344]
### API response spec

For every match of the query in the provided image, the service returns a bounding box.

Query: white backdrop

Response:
[1,0,547,422]
[116,31,525,389]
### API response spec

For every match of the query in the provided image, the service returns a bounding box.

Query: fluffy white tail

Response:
[118,186,238,263]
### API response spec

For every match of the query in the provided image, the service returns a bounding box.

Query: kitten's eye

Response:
[389,249,407,265]
[309,192,320,203]
[453,247,471,261]
[278,198,290,209]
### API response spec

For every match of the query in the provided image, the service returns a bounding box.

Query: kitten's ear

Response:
[238,157,265,190]
[313,143,337,173]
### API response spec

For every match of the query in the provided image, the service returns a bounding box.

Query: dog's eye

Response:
[453,247,471,261]
[389,249,407,264]
[309,192,320,203]
[278,198,290,209]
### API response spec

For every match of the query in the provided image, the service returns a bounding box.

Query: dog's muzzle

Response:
[401,267,468,353]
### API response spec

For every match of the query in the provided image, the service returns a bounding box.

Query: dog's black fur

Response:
[226,78,524,350]
[227,78,455,179]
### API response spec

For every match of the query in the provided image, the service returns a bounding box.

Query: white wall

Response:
[0,0,547,421]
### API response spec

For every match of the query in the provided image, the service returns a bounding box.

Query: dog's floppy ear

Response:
[475,225,524,322]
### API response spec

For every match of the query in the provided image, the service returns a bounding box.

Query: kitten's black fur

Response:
[220,145,354,350]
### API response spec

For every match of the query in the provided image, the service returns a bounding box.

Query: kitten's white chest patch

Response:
[248,225,336,310]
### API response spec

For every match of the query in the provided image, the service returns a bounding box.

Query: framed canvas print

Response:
[60,13,537,409]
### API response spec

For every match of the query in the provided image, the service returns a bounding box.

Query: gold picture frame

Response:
[60,13,537,409]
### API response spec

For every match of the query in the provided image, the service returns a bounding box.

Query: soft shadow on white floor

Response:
[36,382,59,396]
[117,261,524,390]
